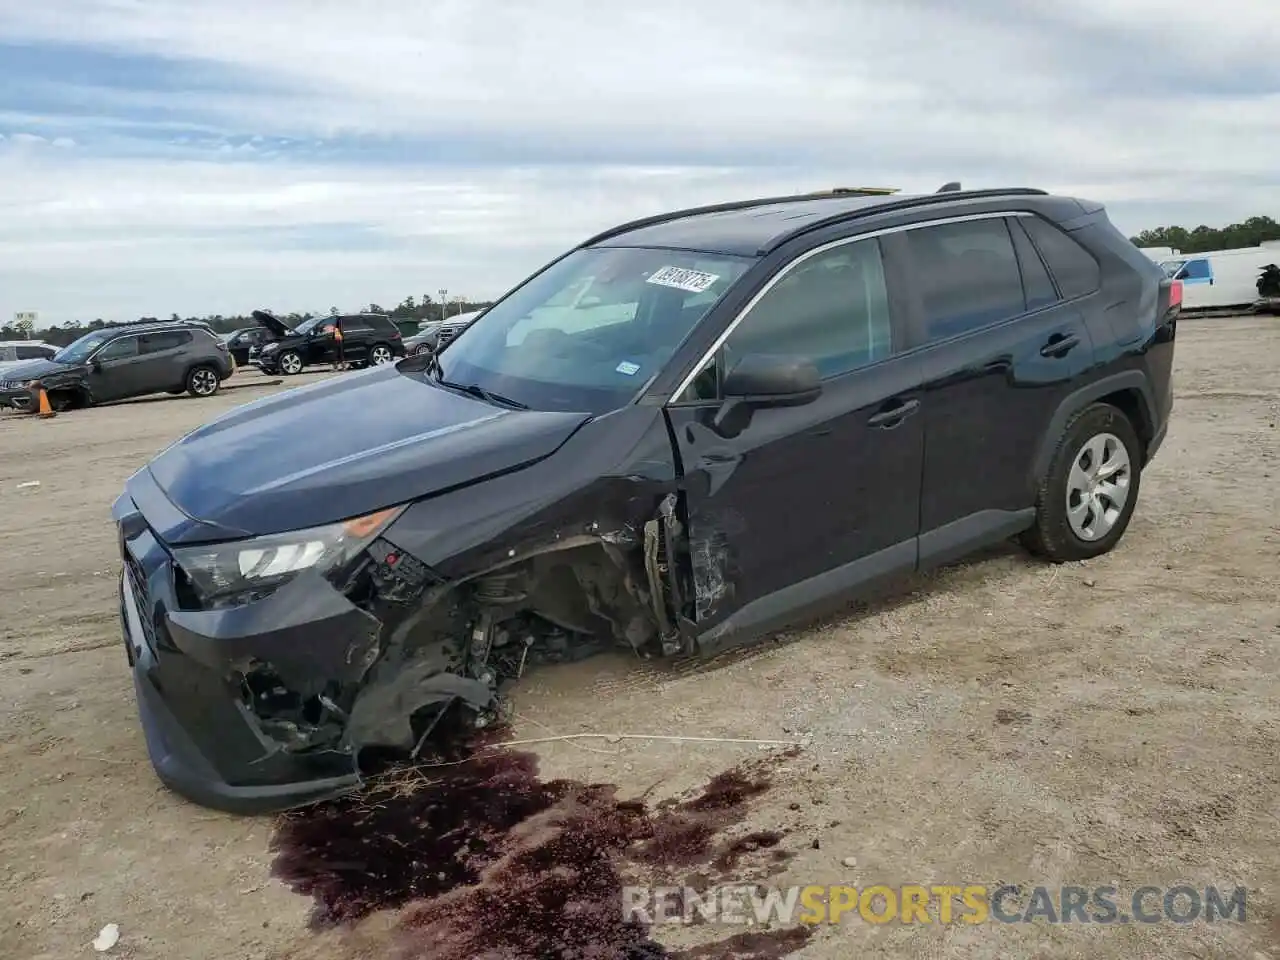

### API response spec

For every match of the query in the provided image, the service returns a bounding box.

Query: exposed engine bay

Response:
[233,493,697,768]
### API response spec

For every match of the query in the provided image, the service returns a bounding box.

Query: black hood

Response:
[252,309,294,338]
[0,357,77,383]
[141,363,592,539]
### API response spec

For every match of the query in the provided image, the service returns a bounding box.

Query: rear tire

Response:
[369,343,394,365]
[1021,403,1143,562]
[186,365,221,398]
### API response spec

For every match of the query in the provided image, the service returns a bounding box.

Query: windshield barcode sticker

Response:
[646,266,720,294]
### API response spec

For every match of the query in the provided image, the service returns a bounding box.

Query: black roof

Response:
[586,188,1048,257]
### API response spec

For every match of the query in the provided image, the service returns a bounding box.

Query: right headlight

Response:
[172,505,403,607]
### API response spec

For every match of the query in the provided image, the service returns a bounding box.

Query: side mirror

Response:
[722,354,822,404]
[713,354,821,432]
[89,360,102,373]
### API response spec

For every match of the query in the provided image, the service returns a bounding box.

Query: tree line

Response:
[1129,215,1280,254]
[0,294,494,347]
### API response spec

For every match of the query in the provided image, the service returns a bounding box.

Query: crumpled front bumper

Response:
[0,385,34,410]
[114,491,377,814]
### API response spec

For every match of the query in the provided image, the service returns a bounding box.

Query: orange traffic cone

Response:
[31,381,56,419]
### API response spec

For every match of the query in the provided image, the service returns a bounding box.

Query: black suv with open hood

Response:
[249,310,405,374]
[112,186,1178,812]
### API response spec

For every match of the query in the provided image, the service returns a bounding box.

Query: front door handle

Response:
[1040,333,1080,358]
[868,398,920,428]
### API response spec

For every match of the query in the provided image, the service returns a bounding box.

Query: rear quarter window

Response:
[1022,216,1101,299]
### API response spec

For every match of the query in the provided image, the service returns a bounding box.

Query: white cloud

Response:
[0,0,1277,324]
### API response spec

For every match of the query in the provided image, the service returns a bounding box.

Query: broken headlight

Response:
[172,506,404,606]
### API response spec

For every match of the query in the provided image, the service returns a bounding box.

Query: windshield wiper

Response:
[419,351,527,409]
[439,378,528,410]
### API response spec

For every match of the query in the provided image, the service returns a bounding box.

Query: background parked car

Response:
[0,340,58,377]
[220,326,276,366]
[403,310,482,355]
[0,320,234,411]
[249,311,405,375]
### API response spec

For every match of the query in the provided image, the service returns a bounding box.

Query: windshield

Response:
[293,316,325,334]
[430,247,753,413]
[1158,259,1185,277]
[53,331,113,364]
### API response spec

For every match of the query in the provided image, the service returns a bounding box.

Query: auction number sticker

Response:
[646,266,720,294]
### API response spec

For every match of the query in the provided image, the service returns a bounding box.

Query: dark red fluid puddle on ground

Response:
[270,733,809,959]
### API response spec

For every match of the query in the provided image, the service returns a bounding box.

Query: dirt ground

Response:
[1,318,1278,960]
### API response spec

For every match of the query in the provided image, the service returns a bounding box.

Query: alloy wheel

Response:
[191,368,218,396]
[371,345,393,364]
[1065,432,1131,541]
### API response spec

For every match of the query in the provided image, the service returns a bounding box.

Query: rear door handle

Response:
[868,398,920,428]
[1040,334,1080,358]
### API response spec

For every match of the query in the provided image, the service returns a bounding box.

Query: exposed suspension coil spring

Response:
[473,570,526,605]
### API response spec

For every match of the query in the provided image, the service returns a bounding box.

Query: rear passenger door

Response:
[339,317,373,362]
[137,330,193,394]
[899,213,1097,566]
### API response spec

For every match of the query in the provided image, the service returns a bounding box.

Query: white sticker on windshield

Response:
[615,361,640,376]
[645,266,720,294]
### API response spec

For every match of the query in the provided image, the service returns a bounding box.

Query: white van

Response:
[1158,247,1280,311]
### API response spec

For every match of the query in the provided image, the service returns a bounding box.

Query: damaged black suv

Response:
[112,186,1179,812]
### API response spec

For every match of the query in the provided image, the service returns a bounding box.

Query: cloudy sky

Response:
[1,0,1276,326]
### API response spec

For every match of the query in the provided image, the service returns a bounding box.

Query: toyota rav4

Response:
[111,185,1179,812]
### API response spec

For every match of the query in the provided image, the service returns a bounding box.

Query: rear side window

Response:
[1008,218,1059,310]
[907,218,1026,341]
[1021,216,1101,298]
[141,331,191,353]
[368,316,397,334]
[15,345,54,360]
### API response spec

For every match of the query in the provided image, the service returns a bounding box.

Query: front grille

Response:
[0,380,17,390]
[437,327,458,347]
[122,548,158,652]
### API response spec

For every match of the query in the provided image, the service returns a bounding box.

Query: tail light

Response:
[1168,279,1183,309]
[390,330,401,339]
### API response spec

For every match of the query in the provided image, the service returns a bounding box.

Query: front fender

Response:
[381,404,679,581]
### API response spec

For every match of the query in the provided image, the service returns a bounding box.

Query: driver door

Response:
[663,234,924,645]
[87,334,146,401]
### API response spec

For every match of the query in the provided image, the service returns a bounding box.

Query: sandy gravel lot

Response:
[1,319,1278,960]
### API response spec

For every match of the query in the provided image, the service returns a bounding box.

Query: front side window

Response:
[678,237,894,402]
[431,246,753,413]
[96,336,139,361]
[1178,259,1211,281]
[908,218,1027,342]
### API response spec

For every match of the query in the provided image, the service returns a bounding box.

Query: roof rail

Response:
[581,186,1049,251]
[759,186,1050,254]
[580,189,903,248]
